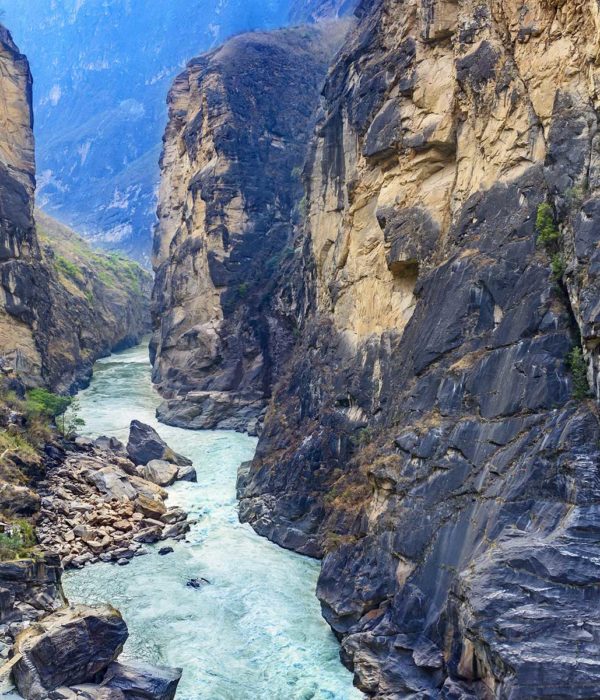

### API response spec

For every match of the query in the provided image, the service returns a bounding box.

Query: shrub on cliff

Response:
[0,519,37,561]
[536,203,561,250]
[26,388,71,418]
[567,347,591,400]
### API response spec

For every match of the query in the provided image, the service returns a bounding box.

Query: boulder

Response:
[161,508,186,525]
[126,421,192,467]
[13,604,128,700]
[85,467,137,502]
[94,436,126,455]
[140,461,178,488]
[134,496,166,520]
[176,464,196,483]
[102,660,182,700]
[127,476,167,502]
[133,527,162,544]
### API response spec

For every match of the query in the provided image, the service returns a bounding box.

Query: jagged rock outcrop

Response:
[151,25,349,434]
[237,1,600,697]
[0,25,44,384]
[13,604,127,700]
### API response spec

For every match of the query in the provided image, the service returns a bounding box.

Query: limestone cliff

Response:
[151,25,348,434]
[238,1,600,697]
[0,25,42,383]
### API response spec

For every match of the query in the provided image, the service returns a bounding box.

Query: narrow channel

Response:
[61,344,362,700]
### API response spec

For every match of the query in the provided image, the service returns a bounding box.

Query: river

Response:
[57,344,362,699]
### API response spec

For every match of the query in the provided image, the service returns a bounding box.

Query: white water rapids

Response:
[54,345,363,699]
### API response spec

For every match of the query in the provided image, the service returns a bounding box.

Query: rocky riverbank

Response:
[0,419,196,698]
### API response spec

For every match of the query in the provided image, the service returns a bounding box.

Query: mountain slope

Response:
[36,210,151,392]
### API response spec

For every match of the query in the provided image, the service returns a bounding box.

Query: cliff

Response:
[0,25,43,385]
[237,0,600,697]
[151,24,348,434]
[2,0,295,265]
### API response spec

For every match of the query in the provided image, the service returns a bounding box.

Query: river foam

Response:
[61,344,362,700]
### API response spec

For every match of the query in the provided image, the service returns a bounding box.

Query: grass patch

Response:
[0,520,37,561]
[55,255,82,283]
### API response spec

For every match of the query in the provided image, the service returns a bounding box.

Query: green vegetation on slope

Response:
[35,209,150,304]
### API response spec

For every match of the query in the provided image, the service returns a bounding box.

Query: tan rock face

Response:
[0,25,42,380]
[307,0,599,343]
[151,25,349,433]
[238,1,600,696]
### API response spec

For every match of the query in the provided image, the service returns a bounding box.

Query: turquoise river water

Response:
[55,345,362,699]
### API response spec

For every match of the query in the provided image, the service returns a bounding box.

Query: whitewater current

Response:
[57,344,362,700]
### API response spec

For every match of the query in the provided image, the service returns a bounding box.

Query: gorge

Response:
[1,0,600,699]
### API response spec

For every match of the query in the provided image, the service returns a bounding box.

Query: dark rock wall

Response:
[238,1,600,697]
[151,25,348,434]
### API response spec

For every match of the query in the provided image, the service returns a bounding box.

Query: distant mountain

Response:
[289,0,359,22]
[2,0,293,266]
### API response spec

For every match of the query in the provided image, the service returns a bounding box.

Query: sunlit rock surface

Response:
[238,1,600,696]
[151,24,349,433]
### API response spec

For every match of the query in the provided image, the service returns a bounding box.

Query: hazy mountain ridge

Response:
[2,0,294,265]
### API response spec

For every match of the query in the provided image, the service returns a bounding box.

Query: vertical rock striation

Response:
[237,1,600,696]
[151,25,348,434]
[0,25,43,382]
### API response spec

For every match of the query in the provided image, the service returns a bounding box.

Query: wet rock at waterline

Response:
[12,605,127,700]
[102,661,182,700]
[126,421,192,468]
[175,464,197,483]
[50,685,125,699]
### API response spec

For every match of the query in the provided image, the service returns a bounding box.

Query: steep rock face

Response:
[0,25,43,383]
[36,211,152,392]
[239,1,600,696]
[2,0,294,265]
[151,25,347,433]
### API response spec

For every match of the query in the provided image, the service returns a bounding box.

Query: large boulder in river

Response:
[126,421,192,467]
[13,604,128,700]
[102,660,182,699]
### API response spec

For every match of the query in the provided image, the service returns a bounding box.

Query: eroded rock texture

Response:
[0,25,43,383]
[238,1,600,696]
[151,25,348,433]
